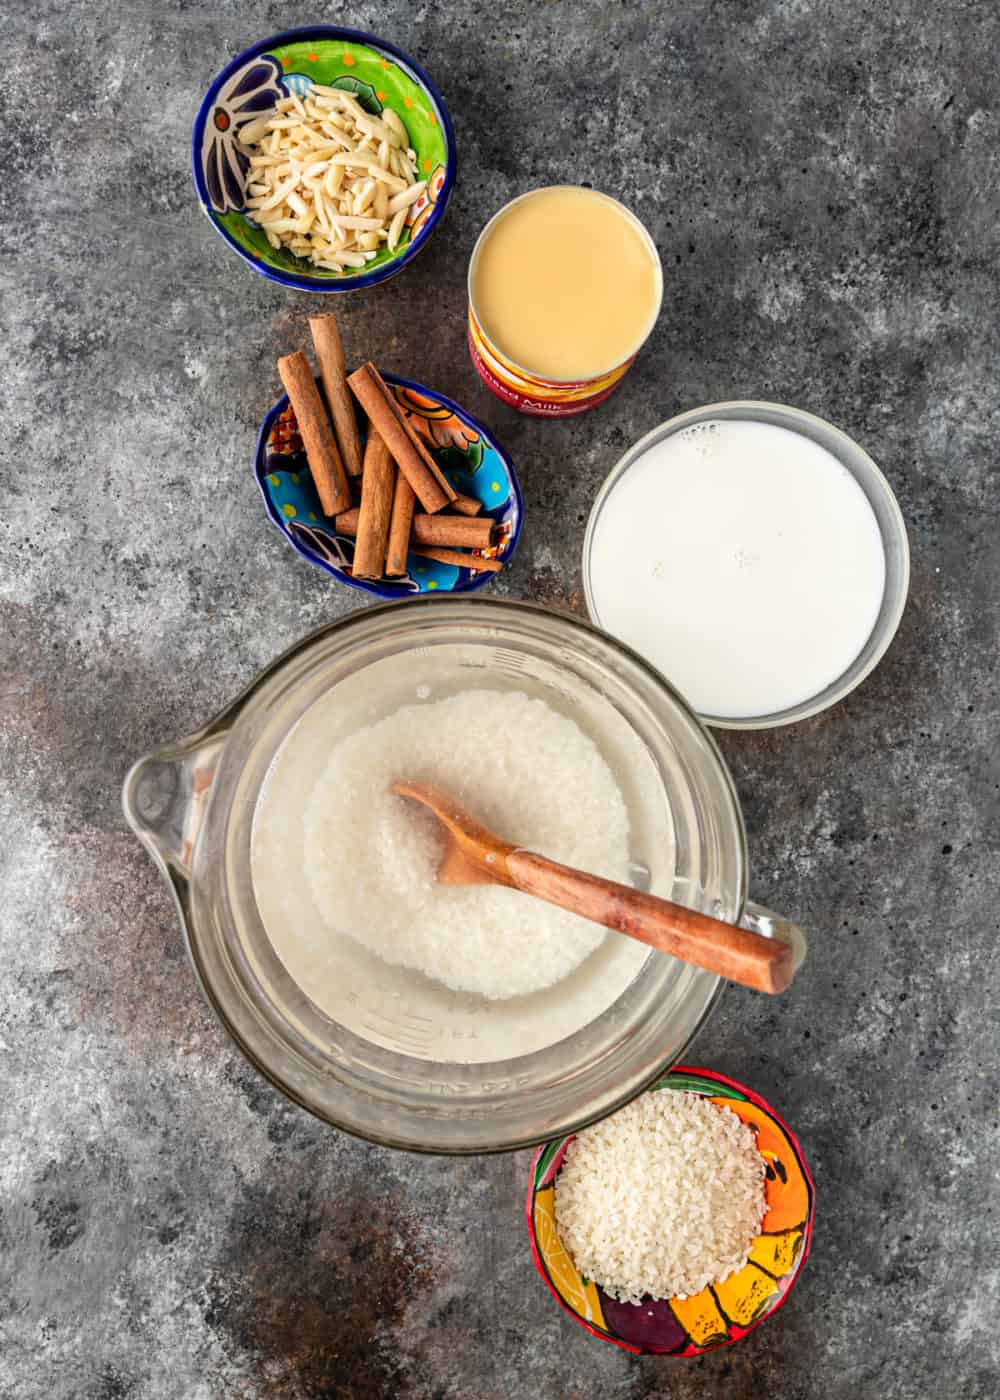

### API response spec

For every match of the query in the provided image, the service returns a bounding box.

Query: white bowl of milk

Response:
[583,402,909,729]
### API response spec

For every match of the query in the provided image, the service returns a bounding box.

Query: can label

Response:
[468,309,633,418]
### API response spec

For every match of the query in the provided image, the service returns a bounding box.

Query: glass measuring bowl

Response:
[123,599,804,1154]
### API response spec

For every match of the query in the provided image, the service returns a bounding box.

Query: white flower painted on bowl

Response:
[200,55,284,213]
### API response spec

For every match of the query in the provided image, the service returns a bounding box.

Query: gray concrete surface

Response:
[2,2,999,1396]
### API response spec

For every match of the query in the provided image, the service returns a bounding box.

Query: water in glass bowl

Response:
[250,645,673,1064]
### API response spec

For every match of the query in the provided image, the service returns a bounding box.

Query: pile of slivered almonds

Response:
[277,313,504,582]
[241,86,426,271]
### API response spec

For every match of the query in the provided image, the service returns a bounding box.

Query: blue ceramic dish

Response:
[192,26,456,292]
[255,373,522,597]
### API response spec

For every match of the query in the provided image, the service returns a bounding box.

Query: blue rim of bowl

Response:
[253,372,524,599]
[191,25,458,293]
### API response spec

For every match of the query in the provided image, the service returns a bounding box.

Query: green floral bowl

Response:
[192,26,456,291]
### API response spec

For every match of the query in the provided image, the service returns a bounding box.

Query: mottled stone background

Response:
[2,1,999,1397]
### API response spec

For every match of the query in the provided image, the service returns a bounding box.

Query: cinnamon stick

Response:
[347,363,456,514]
[385,476,416,576]
[277,352,351,517]
[334,508,495,551]
[410,546,503,574]
[309,312,363,477]
[390,406,480,513]
[352,432,395,579]
[370,364,463,510]
[374,395,484,520]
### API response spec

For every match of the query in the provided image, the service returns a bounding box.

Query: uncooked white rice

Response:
[301,689,631,1000]
[554,1091,767,1303]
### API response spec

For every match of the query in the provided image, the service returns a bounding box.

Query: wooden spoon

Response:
[393,780,797,995]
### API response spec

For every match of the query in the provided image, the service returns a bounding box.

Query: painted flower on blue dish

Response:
[408,164,447,241]
[200,55,285,213]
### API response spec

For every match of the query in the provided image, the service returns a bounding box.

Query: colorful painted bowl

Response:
[192,27,456,292]
[526,1067,814,1356]
[255,373,522,597]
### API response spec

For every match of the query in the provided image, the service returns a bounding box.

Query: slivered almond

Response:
[239,89,426,274]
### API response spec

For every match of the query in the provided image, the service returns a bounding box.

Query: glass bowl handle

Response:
[741,899,807,972]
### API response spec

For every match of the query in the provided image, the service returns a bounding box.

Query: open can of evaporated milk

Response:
[467,187,663,417]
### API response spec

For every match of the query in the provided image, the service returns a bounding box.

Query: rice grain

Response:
[554,1091,767,1303]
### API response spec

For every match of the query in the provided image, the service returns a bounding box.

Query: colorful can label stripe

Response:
[468,308,634,418]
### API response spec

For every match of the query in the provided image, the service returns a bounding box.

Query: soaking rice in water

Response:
[554,1091,767,1303]
[300,689,632,1000]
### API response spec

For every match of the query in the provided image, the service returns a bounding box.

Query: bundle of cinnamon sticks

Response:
[276,314,502,581]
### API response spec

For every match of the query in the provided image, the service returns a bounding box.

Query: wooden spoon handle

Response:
[506,851,796,994]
